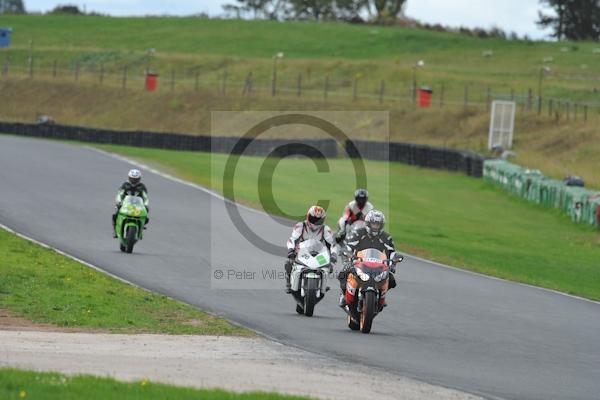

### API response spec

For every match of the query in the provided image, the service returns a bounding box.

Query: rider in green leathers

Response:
[112,169,149,237]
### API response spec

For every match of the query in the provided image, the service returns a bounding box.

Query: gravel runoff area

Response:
[0,330,484,400]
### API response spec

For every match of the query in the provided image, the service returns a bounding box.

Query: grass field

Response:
[0,227,250,335]
[94,144,600,300]
[0,368,308,400]
[3,15,600,101]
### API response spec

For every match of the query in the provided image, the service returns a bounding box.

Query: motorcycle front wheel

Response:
[303,277,319,317]
[360,291,377,333]
[125,226,137,254]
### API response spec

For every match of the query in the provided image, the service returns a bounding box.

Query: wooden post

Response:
[221,67,227,95]
[170,69,175,91]
[379,80,385,104]
[52,60,57,78]
[584,105,588,123]
[243,71,253,96]
[574,104,578,121]
[352,77,358,101]
[464,85,469,109]
[296,73,302,97]
[195,70,200,92]
[439,84,445,107]
[556,101,561,121]
[548,99,553,117]
[324,75,329,100]
[29,56,34,79]
[566,102,570,121]
[122,66,128,89]
[486,86,491,110]
[99,64,104,85]
[2,55,9,77]
[271,64,277,97]
[527,88,533,111]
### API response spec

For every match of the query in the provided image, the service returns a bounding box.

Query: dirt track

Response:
[0,330,482,400]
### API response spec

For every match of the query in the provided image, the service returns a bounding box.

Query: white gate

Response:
[488,101,516,150]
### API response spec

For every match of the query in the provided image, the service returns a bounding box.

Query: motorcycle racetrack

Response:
[1,135,599,400]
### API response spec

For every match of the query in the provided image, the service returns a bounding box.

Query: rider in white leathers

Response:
[336,188,373,243]
[285,205,337,293]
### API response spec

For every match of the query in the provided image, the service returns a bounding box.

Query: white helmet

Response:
[128,169,142,185]
[306,205,326,232]
[365,210,385,237]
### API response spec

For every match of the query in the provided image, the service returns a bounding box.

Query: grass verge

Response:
[95,144,600,301]
[0,368,308,400]
[0,227,250,335]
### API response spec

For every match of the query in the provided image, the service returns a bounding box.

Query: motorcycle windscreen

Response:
[356,249,387,264]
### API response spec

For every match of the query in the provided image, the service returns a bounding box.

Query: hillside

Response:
[0,15,599,186]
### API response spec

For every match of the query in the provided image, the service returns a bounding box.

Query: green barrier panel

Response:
[483,159,599,229]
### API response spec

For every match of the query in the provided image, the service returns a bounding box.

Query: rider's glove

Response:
[355,211,363,220]
[330,253,338,264]
[390,264,396,274]
[287,250,297,259]
[335,230,345,244]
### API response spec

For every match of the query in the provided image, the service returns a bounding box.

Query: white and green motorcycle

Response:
[289,239,332,317]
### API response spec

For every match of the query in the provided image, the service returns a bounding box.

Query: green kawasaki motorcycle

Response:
[115,195,148,254]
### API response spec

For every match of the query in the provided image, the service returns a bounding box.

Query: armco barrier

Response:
[484,159,600,228]
[0,122,485,177]
[348,140,485,177]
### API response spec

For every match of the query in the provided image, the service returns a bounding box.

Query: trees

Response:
[222,0,405,22]
[0,0,26,14]
[537,0,600,41]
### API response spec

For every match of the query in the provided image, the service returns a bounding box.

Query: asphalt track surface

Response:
[1,135,599,400]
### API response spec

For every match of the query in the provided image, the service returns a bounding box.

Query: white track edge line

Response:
[86,145,600,306]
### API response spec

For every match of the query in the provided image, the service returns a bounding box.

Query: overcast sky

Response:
[25,0,551,39]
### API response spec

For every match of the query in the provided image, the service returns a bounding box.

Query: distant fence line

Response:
[1,61,598,121]
[0,121,485,177]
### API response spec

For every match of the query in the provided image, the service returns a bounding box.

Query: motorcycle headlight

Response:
[374,270,388,282]
[356,269,370,281]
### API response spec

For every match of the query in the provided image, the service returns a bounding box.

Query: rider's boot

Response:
[284,260,293,294]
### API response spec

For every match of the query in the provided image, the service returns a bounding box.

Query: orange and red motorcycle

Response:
[343,248,403,333]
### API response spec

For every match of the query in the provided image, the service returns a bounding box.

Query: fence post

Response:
[352,76,358,101]
[296,73,302,97]
[527,88,533,111]
[379,80,385,104]
[170,69,175,91]
[566,102,570,121]
[324,75,329,100]
[29,56,34,79]
[195,70,200,92]
[584,105,588,123]
[271,66,277,97]
[556,101,561,121]
[548,99,553,117]
[52,60,57,78]
[99,64,104,85]
[464,85,469,109]
[440,84,445,107]
[510,88,515,101]
[242,71,253,96]
[2,55,9,78]
[122,66,128,89]
[574,103,578,121]
[221,67,227,95]
[486,86,491,110]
